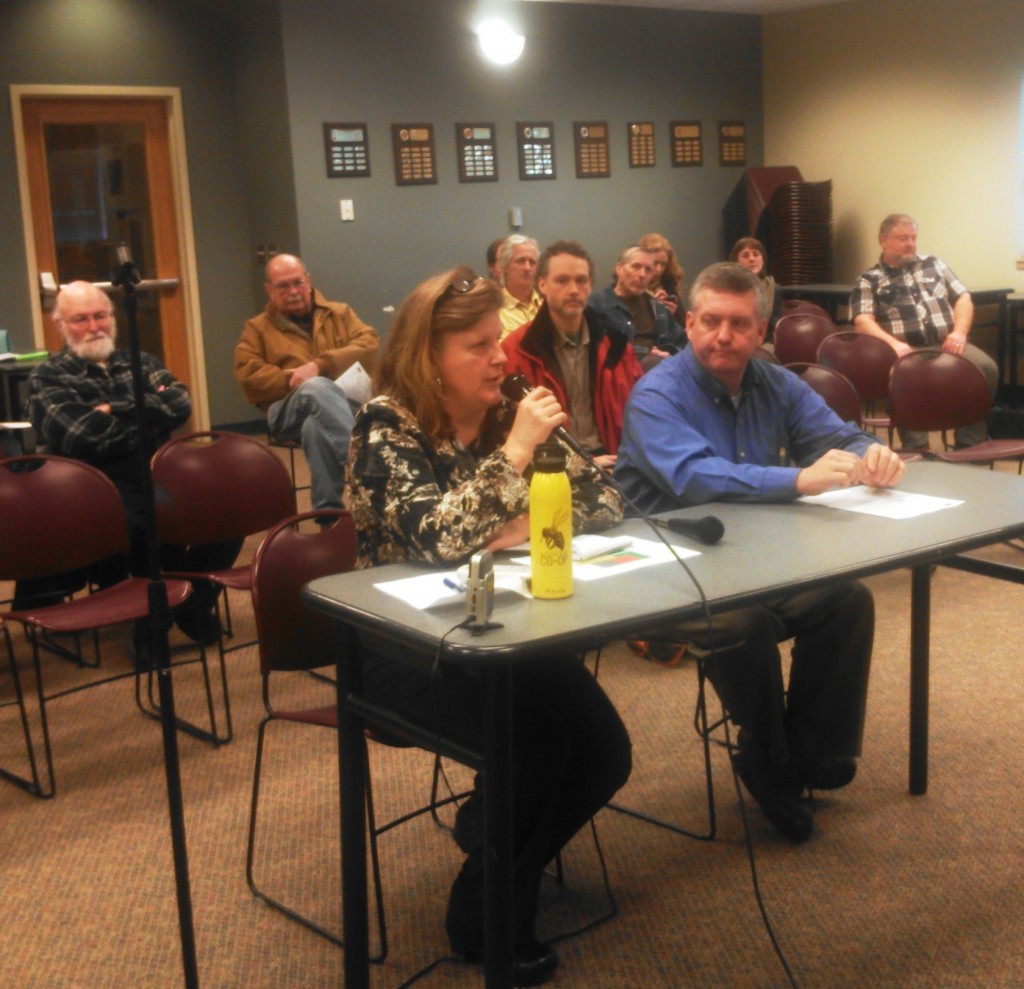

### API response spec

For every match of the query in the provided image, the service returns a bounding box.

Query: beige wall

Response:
[764,0,1024,291]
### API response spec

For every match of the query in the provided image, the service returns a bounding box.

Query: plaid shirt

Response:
[849,255,968,346]
[27,348,191,465]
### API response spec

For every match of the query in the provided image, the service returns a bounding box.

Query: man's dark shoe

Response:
[446,873,558,986]
[795,753,857,790]
[509,940,558,987]
[731,739,813,842]
[626,638,688,667]
[175,607,223,647]
[447,929,558,987]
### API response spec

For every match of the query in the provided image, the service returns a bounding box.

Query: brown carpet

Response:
[3,449,1024,989]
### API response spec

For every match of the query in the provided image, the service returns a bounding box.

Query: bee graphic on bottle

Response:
[530,444,573,599]
[541,507,568,551]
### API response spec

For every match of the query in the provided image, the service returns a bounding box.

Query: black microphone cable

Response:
[402,615,619,988]
[524,412,802,989]
[406,388,800,989]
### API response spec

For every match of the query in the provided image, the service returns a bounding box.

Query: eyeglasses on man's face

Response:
[65,310,114,328]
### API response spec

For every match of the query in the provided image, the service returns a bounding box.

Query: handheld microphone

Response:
[500,373,590,459]
[466,550,496,628]
[113,242,141,287]
[501,372,726,545]
[653,515,725,546]
[500,366,739,848]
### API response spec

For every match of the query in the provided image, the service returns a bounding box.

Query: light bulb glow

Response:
[477,18,525,65]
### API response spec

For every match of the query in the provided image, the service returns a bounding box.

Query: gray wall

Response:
[0,0,258,426]
[276,0,763,334]
[230,0,300,307]
[0,0,762,427]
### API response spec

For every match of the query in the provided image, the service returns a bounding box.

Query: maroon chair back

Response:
[780,299,830,320]
[752,345,780,364]
[888,353,1024,469]
[0,455,129,581]
[250,510,357,676]
[773,313,839,366]
[889,352,992,434]
[784,363,863,426]
[816,331,897,406]
[151,430,296,546]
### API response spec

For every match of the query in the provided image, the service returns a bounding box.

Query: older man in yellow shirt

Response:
[497,234,543,339]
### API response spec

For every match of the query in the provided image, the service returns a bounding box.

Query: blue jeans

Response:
[266,376,357,509]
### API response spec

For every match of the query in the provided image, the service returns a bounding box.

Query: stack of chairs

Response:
[721,165,802,251]
[764,180,833,285]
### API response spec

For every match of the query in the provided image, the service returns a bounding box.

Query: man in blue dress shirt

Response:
[615,262,904,841]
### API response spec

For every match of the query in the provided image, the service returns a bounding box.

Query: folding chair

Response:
[889,351,1024,470]
[246,510,467,957]
[773,312,840,366]
[150,430,297,741]
[817,330,897,441]
[0,455,194,797]
[784,362,864,426]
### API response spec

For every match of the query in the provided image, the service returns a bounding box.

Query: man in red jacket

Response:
[501,240,642,469]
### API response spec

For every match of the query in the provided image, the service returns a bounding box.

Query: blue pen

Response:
[443,577,466,593]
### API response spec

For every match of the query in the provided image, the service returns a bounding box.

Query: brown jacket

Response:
[234,289,379,410]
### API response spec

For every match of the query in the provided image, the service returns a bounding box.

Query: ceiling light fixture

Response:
[477,17,525,65]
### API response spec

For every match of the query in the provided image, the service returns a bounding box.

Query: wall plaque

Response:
[391,124,437,185]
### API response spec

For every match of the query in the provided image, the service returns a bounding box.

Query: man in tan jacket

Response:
[235,254,379,508]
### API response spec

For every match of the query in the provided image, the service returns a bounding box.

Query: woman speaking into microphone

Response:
[346,265,632,985]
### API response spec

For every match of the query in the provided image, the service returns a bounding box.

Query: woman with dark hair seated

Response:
[346,266,632,986]
[729,236,782,339]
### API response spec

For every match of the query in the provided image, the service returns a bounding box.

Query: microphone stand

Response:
[111,252,200,989]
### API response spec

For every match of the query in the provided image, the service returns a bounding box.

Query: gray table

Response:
[0,357,46,420]
[303,460,1024,989]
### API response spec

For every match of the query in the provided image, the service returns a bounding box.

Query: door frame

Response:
[11,84,209,429]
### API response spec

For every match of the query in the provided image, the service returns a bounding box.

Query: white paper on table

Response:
[375,568,532,611]
[571,533,634,561]
[335,361,372,405]
[509,536,695,582]
[800,486,962,519]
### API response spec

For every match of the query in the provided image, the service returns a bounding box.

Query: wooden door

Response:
[20,95,192,393]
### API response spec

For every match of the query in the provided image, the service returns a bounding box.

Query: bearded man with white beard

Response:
[18,281,240,649]
[29,281,192,461]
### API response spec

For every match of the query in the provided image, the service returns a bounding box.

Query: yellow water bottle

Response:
[529,443,573,599]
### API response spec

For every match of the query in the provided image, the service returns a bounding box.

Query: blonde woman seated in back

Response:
[639,232,685,327]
